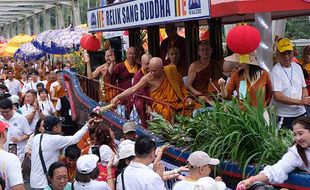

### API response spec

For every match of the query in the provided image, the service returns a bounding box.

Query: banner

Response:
[88,0,210,32]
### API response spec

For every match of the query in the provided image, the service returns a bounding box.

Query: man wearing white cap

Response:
[271,38,310,130]
[173,151,225,190]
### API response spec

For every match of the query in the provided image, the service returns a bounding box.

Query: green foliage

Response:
[285,16,310,40]
[71,51,86,75]
[148,96,293,175]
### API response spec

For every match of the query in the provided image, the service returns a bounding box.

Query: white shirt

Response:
[0,112,32,160]
[172,179,196,190]
[261,145,310,184]
[30,124,89,188]
[271,62,306,117]
[4,79,21,95]
[21,104,40,132]
[38,99,56,116]
[22,81,41,93]
[0,149,24,190]
[73,180,110,190]
[116,161,166,190]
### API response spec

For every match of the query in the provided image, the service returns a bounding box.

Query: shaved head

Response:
[141,53,152,63]
[149,57,163,68]
[141,53,152,73]
[149,57,164,78]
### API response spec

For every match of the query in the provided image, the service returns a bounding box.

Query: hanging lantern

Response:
[226,24,260,63]
[80,34,100,52]
[200,30,209,41]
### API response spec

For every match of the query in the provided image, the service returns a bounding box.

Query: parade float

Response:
[75,0,310,189]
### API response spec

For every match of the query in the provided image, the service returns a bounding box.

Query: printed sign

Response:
[88,0,210,32]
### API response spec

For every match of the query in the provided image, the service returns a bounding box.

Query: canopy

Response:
[8,34,33,47]
[211,0,310,23]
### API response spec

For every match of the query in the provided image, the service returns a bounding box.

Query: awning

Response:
[211,0,310,23]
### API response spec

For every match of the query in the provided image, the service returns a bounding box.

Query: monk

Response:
[187,41,217,104]
[50,72,66,107]
[111,57,196,122]
[160,23,187,76]
[133,53,152,128]
[109,47,140,118]
[87,49,117,102]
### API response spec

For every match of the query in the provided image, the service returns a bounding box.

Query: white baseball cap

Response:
[99,145,113,166]
[9,95,20,104]
[77,154,99,174]
[119,143,135,160]
[187,151,220,167]
[194,177,226,190]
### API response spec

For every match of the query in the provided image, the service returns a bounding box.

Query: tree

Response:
[285,16,310,40]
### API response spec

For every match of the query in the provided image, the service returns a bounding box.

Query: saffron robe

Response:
[150,65,195,121]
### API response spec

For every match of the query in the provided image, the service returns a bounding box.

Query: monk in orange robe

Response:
[111,57,197,122]
[51,72,66,107]
[187,41,222,104]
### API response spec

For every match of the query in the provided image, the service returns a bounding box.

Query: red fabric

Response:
[193,64,213,96]
[97,164,116,182]
[133,69,151,128]
[211,0,310,18]
[112,62,140,118]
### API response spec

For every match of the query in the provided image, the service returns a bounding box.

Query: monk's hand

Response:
[111,97,120,105]
[92,106,101,114]
[218,78,226,87]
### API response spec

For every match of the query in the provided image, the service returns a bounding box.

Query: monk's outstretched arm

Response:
[187,64,202,96]
[111,74,149,104]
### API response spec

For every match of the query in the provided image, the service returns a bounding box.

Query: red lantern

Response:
[80,34,100,52]
[200,30,209,41]
[226,25,261,54]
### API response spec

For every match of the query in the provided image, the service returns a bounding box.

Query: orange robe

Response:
[52,85,66,107]
[150,65,196,121]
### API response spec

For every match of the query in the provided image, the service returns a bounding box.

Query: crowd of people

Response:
[0,21,310,190]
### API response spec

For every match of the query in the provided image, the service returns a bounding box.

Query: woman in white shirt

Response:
[38,88,56,116]
[237,116,310,189]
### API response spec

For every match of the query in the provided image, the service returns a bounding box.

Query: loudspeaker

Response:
[88,36,123,72]
[88,51,105,72]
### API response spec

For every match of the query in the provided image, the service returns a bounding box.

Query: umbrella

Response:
[40,25,87,54]
[14,42,45,62]
[8,34,33,47]
[32,30,53,49]
[4,45,19,57]
[0,43,7,57]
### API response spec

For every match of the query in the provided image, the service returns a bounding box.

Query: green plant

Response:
[148,93,293,176]
[71,51,86,75]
